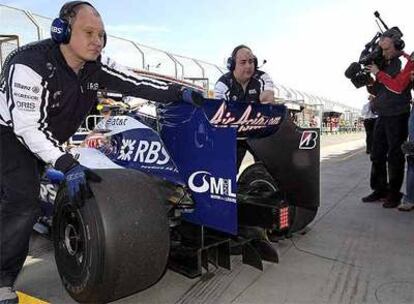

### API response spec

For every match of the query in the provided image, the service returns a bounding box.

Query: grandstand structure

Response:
[0,4,362,130]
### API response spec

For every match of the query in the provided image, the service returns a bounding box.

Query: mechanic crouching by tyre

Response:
[362,30,412,208]
[0,2,202,303]
[214,45,275,170]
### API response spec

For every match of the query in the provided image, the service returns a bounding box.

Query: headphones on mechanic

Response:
[382,27,405,51]
[226,44,258,71]
[51,1,106,47]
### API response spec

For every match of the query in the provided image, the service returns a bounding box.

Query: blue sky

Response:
[2,0,414,108]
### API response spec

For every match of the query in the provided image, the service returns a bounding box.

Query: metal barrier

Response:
[0,4,362,128]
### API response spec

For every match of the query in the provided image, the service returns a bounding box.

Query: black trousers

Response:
[370,113,409,194]
[0,126,43,287]
[363,118,377,153]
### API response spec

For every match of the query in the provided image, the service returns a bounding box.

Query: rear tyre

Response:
[53,169,170,303]
[238,163,317,236]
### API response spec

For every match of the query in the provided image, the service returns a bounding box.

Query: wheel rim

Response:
[56,205,88,277]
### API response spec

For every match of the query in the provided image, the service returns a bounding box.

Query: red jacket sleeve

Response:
[376,54,414,94]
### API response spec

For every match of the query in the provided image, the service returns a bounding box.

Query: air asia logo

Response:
[188,171,236,203]
[117,139,170,165]
[210,103,281,132]
[299,131,318,149]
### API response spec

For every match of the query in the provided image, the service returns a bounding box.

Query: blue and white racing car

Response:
[38,93,320,303]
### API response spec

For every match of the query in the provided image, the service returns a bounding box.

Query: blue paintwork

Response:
[41,99,288,235]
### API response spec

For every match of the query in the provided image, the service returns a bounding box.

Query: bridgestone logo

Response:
[299,131,318,149]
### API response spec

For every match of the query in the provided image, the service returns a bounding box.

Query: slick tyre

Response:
[238,163,317,235]
[53,169,170,303]
[238,163,290,237]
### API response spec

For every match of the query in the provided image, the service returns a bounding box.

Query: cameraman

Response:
[362,31,411,208]
[368,52,414,211]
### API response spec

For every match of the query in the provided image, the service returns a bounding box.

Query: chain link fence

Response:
[0,4,362,129]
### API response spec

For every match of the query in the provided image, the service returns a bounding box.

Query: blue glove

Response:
[181,88,204,107]
[64,164,101,207]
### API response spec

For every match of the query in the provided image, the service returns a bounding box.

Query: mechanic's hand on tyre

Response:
[64,164,101,207]
[181,88,204,107]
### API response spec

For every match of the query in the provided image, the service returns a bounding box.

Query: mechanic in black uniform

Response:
[0,2,202,303]
[362,30,411,208]
[214,45,275,170]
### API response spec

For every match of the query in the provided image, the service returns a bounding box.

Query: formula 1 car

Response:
[37,96,320,303]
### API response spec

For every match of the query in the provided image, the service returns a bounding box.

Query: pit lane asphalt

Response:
[17,132,414,304]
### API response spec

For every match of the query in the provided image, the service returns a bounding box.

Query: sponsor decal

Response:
[87,82,99,91]
[13,92,38,101]
[117,139,170,165]
[107,117,128,126]
[118,139,136,161]
[40,183,57,203]
[46,62,56,79]
[31,86,40,94]
[16,100,36,111]
[188,171,236,203]
[210,103,281,132]
[51,26,63,34]
[248,89,257,94]
[53,91,62,100]
[299,131,318,149]
[14,82,31,91]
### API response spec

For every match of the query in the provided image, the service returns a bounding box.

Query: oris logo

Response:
[51,26,63,34]
[16,101,36,111]
[117,139,170,165]
[188,171,236,202]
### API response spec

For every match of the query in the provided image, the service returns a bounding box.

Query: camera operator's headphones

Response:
[227,45,258,71]
[382,27,405,51]
[51,1,106,47]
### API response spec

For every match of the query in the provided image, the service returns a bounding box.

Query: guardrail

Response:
[0,4,362,127]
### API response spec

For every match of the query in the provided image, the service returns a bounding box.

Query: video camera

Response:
[345,11,404,88]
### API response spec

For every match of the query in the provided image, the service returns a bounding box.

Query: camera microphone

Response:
[258,59,267,69]
[374,11,389,30]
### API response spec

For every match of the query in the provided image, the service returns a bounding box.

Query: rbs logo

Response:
[117,139,170,165]
[51,26,63,34]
